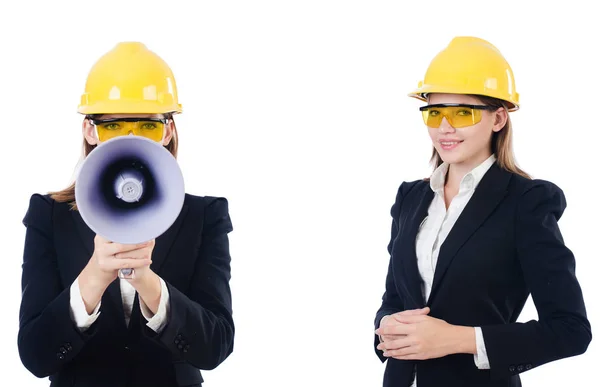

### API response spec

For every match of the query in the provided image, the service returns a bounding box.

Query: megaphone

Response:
[75,135,185,279]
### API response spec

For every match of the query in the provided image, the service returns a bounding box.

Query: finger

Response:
[393,314,429,324]
[382,344,419,358]
[106,241,152,255]
[103,258,152,271]
[376,323,415,336]
[393,307,430,317]
[383,346,423,360]
[381,334,403,342]
[377,337,413,352]
[114,248,152,260]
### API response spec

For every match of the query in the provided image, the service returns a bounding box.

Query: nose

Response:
[439,117,456,133]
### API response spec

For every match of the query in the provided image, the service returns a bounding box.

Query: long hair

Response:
[428,95,531,179]
[49,115,180,210]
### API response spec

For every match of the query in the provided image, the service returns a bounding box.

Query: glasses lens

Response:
[137,121,164,142]
[95,120,165,142]
[421,106,484,128]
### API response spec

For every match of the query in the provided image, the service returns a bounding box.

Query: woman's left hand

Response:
[375,314,471,360]
[114,239,156,282]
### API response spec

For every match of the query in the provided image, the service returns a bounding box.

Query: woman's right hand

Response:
[78,235,153,313]
[87,235,153,285]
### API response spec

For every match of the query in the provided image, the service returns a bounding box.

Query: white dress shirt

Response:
[381,155,496,387]
[69,275,170,333]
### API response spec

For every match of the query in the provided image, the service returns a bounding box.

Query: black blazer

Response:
[374,163,592,387]
[18,193,234,387]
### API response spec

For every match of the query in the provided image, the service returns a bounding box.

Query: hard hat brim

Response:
[408,87,519,112]
[78,100,182,115]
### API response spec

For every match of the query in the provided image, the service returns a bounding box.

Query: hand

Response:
[77,236,154,314]
[87,235,154,287]
[375,312,470,360]
[119,239,157,284]
[379,308,431,342]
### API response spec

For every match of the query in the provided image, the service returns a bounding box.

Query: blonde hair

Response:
[429,95,531,179]
[49,115,180,210]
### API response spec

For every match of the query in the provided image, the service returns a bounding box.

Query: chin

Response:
[436,150,466,165]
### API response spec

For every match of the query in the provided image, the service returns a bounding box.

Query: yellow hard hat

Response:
[409,36,519,111]
[78,42,182,115]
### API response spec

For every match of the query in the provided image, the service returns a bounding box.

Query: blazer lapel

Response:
[150,204,189,274]
[427,164,512,304]
[394,183,434,309]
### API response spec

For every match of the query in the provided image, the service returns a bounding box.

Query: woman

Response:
[18,42,234,387]
[373,36,591,387]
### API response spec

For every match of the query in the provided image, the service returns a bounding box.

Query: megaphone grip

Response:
[118,268,135,279]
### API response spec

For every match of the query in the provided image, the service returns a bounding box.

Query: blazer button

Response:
[65,343,72,351]
[56,353,65,360]
[517,365,524,372]
[59,347,67,355]
[508,365,516,372]
[174,338,181,345]
[177,344,184,350]
[525,364,532,370]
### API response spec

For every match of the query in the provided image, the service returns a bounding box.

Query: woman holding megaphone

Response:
[18,42,234,387]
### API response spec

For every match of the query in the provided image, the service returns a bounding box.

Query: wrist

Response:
[81,262,113,291]
[79,263,112,314]
[447,324,477,355]
[131,271,161,313]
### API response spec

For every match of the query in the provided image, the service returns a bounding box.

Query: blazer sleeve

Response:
[141,197,234,370]
[18,194,99,378]
[481,180,592,380]
[374,182,409,361]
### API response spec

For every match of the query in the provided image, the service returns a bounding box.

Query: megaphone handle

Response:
[119,268,135,279]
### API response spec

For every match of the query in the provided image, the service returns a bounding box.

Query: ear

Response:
[492,108,508,133]
[82,118,99,145]
[161,119,174,146]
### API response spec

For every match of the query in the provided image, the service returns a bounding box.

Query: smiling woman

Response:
[373,36,592,387]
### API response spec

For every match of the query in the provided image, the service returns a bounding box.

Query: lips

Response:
[439,140,463,150]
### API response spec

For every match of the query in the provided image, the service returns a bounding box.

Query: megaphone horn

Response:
[75,136,185,279]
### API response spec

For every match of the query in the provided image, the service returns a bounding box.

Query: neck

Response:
[445,151,493,188]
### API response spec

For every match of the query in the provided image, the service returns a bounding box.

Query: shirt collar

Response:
[430,154,496,194]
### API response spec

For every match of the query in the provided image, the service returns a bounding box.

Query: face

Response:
[424,93,507,168]
[83,113,174,146]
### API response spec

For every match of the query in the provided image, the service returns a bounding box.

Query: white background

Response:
[1,1,598,386]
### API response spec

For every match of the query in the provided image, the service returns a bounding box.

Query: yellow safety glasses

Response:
[91,118,168,142]
[419,104,497,129]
